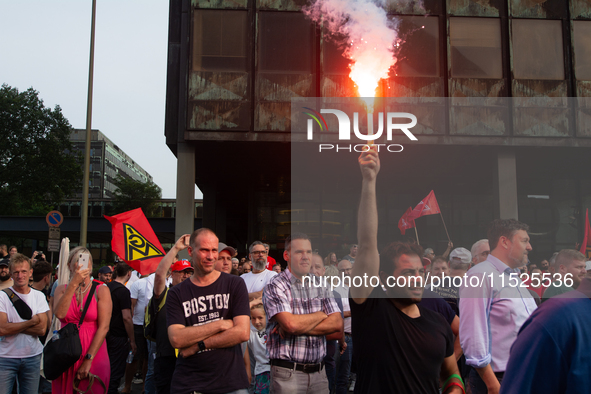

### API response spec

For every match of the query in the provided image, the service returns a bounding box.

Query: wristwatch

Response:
[85,353,93,360]
[197,341,206,352]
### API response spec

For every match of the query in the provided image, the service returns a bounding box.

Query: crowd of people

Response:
[1,149,591,394]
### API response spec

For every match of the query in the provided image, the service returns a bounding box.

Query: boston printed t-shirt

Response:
[166,273,250,394]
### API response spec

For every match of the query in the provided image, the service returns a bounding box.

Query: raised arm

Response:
[154,234,190,298]
[351,148,381,304]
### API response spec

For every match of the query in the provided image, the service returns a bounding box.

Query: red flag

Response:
[408,190,441,221]
[398,207,416,235]
[580,209,591,259]
[105,208,165,276]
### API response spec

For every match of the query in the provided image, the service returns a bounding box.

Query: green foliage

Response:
[0,84,82,215]
[111,174,162,217]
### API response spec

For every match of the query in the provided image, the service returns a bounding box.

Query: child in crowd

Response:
[245,303,270,394]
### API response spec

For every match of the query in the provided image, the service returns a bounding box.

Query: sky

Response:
[1,0,201,199]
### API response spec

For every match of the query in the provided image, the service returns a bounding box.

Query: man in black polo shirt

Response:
[350,149,463,394]
[106,263,135,394]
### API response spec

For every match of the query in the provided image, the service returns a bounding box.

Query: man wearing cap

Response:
[241,241,277,301]
[432,248,471,316]
[215,242,236,275]
[98,266,113,283]
[151,249,193,394]
[0,259,13,291]
[106,263,135,394]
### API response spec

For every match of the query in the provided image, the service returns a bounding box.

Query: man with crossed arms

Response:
[263,233,342,393]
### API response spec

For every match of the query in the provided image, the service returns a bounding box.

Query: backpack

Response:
[144,287,168,341]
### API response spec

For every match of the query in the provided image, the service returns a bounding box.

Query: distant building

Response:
[70,129,153,199]
[165,0,591,262]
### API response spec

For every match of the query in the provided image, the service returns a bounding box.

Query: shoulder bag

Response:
[43,281,98,381]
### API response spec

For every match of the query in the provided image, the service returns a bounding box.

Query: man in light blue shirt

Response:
[459,219,537,394]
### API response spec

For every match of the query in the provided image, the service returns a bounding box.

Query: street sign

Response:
[46,211,63,227]
[47,239,60,252]
[48,227,60,240]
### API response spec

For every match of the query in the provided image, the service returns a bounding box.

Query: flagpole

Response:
[439,212,451,242]
[414,227,420,245]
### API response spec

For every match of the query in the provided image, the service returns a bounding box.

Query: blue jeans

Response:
[335,334,352,394]
[144,340,156,394]
[0,354,42,394]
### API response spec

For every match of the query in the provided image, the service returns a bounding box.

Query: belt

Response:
[270,359,324,373]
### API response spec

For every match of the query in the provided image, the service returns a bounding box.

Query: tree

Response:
[0,84,82,215]
[111,175,162,217]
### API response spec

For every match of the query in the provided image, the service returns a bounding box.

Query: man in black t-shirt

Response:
[166,229,250,394]
[350,149,463,394]
[106,263,135,394]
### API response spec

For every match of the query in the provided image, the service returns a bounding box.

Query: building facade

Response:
[70,129,153,199]
[165,0,591,262]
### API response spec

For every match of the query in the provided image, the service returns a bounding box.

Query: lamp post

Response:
[80,0,97,247]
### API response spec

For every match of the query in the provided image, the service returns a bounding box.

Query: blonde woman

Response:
[52,247,112,393]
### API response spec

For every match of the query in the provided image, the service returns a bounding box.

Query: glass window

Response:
[574,21,591,81]
[193,10,248,72]
[322,33,350,75]
[259,13,315,73]
[512,19,564,80]
[394,16,439,77]
[450,17,502,79]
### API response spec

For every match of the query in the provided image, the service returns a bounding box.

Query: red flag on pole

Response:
[105,208,165,276]
[408,190,441,221]
[398,207,416,235]
[580,209,591,259]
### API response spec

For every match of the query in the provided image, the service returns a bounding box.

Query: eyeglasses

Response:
[251,251,267,256]
[479,251,490,257]
[339,268,352,273]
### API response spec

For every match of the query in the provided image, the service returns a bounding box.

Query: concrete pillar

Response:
[175,142,195,257]
[497,151,519,219]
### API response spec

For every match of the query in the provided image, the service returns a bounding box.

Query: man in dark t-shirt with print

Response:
[350,149,463,394]
[106,263,135,394]
[166,229,250,394]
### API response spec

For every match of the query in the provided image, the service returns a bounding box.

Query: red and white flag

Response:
[580,209,591,259]
[408,190,441,221]
[398,207,416,235]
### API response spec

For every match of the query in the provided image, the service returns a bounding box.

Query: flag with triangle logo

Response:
[398,207,416,235]
[408,190,441,221]
[105,208,165,276]
[580,209,591,259]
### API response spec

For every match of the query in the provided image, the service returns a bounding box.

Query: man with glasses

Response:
[214,243,236,274]
[470,239,490,266]
[241,241,277,301]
